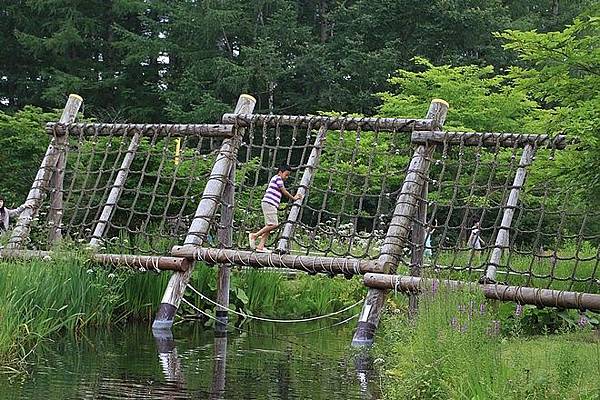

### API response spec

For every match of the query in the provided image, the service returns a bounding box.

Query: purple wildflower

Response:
[578,315,589,328]
[431,279,439,294]
[479,303,486,315]
[515,304,523,317]
[489,320,501,336]
[450,316,458,330]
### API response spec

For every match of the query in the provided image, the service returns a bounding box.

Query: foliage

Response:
[1,1,593,119]
[376,289,600,399]
[0,107,59,204]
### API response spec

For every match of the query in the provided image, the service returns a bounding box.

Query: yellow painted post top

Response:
[431,98,449,107]
[68,94,84,102]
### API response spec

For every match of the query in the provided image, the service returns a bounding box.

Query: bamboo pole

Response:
[277,125,328,253]
[171,245,378,274]
[363,273,600,311]
[0,249,190,271]
[9,94,83,249]
[222,113,433,132]
[484,144,535,282]
[351,99,449,347]
[47,123,234,138]
[152,94,257,332]
[89,130,142,248]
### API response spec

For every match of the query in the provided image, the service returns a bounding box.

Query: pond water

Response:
[0,322,381,399]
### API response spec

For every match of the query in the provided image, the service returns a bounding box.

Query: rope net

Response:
[28,124,224,254]
[407,139,600,294]
[18,112,600,298]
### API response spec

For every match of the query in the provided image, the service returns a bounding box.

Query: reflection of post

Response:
[153,330,186,388]
[210,334,228,400]
[353,351,381,400]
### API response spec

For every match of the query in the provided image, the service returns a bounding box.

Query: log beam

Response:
[171,245,379,275]
[411,131,569,149]
[363,273,600,312]
[46,123,234,138]
[222,113,433,132]
[0,250,190,271]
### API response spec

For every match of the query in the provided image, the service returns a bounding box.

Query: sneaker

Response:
[248,233,256,250]
[256,247,272,253]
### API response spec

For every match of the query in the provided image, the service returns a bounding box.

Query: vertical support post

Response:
[215,164,235,333]
[484,144,535,281]
[408,180,429,316]
[89,130,142,247]
[351,99,448,347]
[210,334,228,399]
[152,94,256,332]
[9,94,83,250]
[277,125,328,253]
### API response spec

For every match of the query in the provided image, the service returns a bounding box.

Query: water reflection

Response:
[0,323,381,399]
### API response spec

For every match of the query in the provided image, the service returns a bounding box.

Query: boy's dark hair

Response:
[277,163,292,173]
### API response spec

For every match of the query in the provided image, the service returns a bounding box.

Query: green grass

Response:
[375,288,600,399]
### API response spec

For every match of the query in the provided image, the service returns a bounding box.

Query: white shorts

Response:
[261,202,279,226]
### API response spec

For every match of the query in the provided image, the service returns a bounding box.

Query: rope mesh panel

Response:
[22,116,600,300]
[29,124,224,254]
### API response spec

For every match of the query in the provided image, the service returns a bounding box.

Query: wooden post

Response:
[211,334,228,399]
[215,162,236,333]
[89,131,142,247]
[351,99,448,347]
[277,125,328,253]
[152,94,256,332]
[9,94,83,250]
[408,181,429,316]
[485,144,535,282]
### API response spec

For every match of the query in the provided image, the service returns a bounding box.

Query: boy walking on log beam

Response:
[249,164,302,253]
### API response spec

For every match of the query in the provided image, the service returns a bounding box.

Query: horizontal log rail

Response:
[46,123,234,138]
[411,130,570,149]
[222,113,434,132]
[0,249,190,272]
[171,245,379,275]
[363,273,600,311]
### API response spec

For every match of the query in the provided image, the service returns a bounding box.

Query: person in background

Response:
[424,219,437,259]
[0,197,29,233]
[248,164,302,253]
[467,220,485,251]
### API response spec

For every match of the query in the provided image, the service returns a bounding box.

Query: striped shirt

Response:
[262,175,284,207]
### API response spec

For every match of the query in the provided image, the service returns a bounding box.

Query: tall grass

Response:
[0,252,167,368]
[375,288,600,399]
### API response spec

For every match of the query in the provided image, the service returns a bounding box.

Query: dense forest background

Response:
[0,0,599,247]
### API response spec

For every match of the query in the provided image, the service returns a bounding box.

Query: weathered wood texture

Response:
[352,99,449,347]
[9,95,83,249]
[222,113,434,132]
[171,246,378,275]
[48,94,84,244]
[409,180,429,315]
[485,144,535,281]
[0,249,190,271]
[47,123,234,138]
[277,125,328,253]
[363,273,600,311]
[89,130,142,247]
[215,153,237,331]
[152,94,256,331]
[411,131,569,149]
